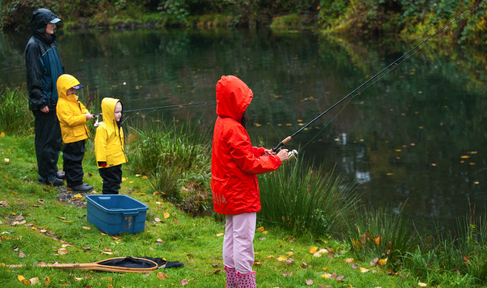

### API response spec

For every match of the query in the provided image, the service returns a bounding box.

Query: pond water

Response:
[1,28,487,224]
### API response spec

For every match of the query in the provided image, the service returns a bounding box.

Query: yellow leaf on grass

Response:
[18,275,30,284]
[378,258,388,266]
[44,276,51,286]
[163,212,170,219]
[309,247,318,254]
[0,132,5,137]
[262,231,269,234]
[58,248,68,255]
[256,227,265,232]
[142,176,148,179]
[216,233,224,237]
[321,274,332,279]
[266,255,275,258]
[345,258,354,263]
[418,283,427,287]
[122,177,126,182]
[29,277,39,284]
[374,236,381,245]
[277,256,288,262]
[360,268,369,273]
[286,252,294,256]
[461,155,470,159]
[74,194,83,198]
[82,226,91,230]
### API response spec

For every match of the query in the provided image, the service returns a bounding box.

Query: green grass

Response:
[0,87,33,136]
[0,133,423,287]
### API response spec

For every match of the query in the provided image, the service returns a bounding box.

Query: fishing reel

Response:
[93,113,102,127]
[288,149,298,161]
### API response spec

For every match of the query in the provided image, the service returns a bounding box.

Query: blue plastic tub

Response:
[86,195,149,235]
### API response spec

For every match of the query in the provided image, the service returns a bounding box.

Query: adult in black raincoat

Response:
[24,8,65,186]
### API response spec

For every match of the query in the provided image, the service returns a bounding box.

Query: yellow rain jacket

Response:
[94,97,127,168]
[56,74,89,144]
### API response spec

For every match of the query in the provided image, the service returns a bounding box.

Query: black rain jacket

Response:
[24,9,65,111]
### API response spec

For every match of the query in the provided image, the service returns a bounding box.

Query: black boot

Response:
[70,184,93,192]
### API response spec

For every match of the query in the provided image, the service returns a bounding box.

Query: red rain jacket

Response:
[211,75,282,215]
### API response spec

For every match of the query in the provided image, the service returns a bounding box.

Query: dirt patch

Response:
[56,186,93,209]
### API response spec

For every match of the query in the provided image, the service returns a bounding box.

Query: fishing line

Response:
[272,2,483,153]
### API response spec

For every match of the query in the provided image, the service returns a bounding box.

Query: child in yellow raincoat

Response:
[56,74,94,192]
[94,97,127,194]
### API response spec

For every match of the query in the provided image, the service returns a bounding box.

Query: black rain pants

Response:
[63,140,85,188]
[99,165,122,194]
[33,109,62,184]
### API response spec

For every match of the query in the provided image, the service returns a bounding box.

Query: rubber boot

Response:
[224,266,237,288]
[236,271,256,288]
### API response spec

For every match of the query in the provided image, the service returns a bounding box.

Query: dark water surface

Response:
[1,28,487,223]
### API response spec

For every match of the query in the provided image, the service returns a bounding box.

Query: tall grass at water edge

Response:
[403,208,487,286]
[258,158,359,237]
[341,203,420,268]
[126,116,212,212]
[0,87,33,136]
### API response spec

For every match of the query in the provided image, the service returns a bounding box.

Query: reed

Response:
[126,116,211,201]
[341,202,420,267]
[404,207,487,285]
[258,158,359,236]
[0,87,33,136]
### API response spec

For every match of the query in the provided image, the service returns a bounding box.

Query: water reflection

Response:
[1,28,486,224]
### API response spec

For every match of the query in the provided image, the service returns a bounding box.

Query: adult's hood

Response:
[216,75,253,121]
[30,8,60,40]
[57,74,80,101]
[101,97,123,126]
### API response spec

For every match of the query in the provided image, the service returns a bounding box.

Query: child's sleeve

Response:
[94,126,108,166]
[79,101,89,114]
[58,105,86,127]
[252,147,265,157]
[227,126,281,175]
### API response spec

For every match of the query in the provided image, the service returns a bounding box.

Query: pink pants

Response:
[223,212,256,274]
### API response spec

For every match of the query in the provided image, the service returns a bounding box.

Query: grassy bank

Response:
[2,87,487,287]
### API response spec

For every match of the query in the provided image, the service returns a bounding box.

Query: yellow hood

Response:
[57,74,80,102]
[101,97,122,128]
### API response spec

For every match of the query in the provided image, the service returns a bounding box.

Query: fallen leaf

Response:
[374,236,381,245]
[313,252,322,257]
[29,277,39,284]
[351,264,358,269]
[164,212,170,219]
[283,271,292,276]
[58,248,68,255]
[378,258,388,266]
[154,218,161,222]
[212,263,219,268]
[285,258,294,264]
[256,227,265,232]
[82,226,91,230]
[277,256,288,262]
[19,251,26,258]
[157,272,169,280]
[309,247,318,253]
[142,176,148,179]
[336,275,345,281]
[301,262,308,268]
[180,278,189,286]
[44,276,50,286]
[212,269,221,274]
[345,258,354,263]
[418,283,427,287]
[305,279,313,285]
[216,233,224,237]
[360,268,370,273]
[18,275,30,284]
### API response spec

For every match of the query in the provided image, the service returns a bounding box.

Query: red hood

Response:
[216,75,253,121]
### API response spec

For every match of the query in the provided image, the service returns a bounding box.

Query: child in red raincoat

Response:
[211,75,289,288]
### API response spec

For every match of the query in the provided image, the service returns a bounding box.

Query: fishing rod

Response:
[271,2,482,153]
[91,100,216,126]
